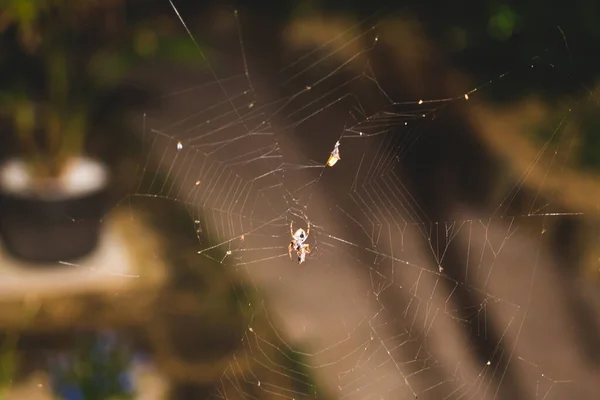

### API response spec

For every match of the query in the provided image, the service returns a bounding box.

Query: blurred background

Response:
[0,0,600,399]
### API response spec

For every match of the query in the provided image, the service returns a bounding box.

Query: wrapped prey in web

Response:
[327,140,341,167]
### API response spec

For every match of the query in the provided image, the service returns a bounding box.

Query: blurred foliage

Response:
[0,331,18,398]
[274,0,600,174]
[399,0,600,104]
[261,0,600,101]
[0,0,202,178]
[47,331,135,400]
[412,0,600,174]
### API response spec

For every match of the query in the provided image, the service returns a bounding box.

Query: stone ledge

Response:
[0,208,168,331]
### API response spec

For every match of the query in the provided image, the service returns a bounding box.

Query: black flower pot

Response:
[0,157,110,264]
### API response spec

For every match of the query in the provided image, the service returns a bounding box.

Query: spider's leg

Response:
[306,222,310,238]
[288,241,294,260]
[290,221,294,237]
[304,244,311,254]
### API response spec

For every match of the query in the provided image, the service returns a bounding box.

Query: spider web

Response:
[127,4,597,400]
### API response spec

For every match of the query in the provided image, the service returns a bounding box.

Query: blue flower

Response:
[46,331,137,399]
[52,382,84,400]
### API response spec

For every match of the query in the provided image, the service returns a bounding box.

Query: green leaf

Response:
[88,51,134,87]
[14,99,35,133]
[158,35,208,64]
[133,29,159,58]
[12,0,39,25]
[487,6,518,42]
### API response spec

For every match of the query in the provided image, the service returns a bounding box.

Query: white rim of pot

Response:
[0,156,109,200]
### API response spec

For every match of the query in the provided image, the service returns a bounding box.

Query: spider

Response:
[288,221,311,264]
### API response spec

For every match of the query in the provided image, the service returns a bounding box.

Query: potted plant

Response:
[0,1,198,263]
